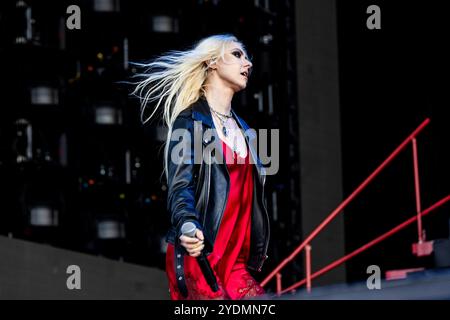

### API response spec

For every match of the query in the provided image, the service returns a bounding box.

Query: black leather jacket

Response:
[165,98,270,276]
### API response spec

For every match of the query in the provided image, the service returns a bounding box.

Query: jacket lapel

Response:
[192,98,226,171]
[232,110,266,180]
[191,97,265,179]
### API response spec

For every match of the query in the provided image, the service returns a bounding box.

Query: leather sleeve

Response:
[166,114,202,241]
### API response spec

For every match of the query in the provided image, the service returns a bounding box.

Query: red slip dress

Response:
[165,140,265,300]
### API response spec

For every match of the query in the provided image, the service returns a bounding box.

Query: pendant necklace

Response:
[210,107,233,137]
[210,107,240,158]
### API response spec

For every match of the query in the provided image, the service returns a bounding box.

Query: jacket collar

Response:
[191,97,252,134]
[192,97,214,128]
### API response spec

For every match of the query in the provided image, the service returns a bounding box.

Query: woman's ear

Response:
[207,59,217,70]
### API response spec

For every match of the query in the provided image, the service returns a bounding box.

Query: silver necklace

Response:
[210,107,232,137]
[209,107,242,158]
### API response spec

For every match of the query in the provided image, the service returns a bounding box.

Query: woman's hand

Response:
[179,229,205,257]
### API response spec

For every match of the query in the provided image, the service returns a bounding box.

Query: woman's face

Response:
[211,42,253,92]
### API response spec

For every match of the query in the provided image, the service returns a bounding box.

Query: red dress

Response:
[165,140,265,300]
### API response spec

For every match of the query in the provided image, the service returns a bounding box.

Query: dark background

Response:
[0,0,449,293]
[337,1,450,281]
[0,0,300,292]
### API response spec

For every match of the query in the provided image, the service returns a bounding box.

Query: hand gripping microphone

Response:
[181,222,219,292]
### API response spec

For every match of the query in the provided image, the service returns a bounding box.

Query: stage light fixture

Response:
[96,219,125,240]
[29,204,59,227]
[93,0,120,12]
[151,15,179,33]
[30,85,59,105]
[94,104,122,125]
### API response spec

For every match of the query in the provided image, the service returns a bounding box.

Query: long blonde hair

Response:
[131,34,242,178]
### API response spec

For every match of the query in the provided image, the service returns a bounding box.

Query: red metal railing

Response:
[261,118,450,295]
[412,138,424,242]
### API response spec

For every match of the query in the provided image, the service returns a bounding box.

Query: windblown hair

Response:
[130,34,242,178]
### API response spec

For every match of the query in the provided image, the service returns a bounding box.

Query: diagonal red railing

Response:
[261,118,450,295]
[278,195,450,294]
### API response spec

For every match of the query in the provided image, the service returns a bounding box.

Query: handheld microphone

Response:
[181,222,219,292]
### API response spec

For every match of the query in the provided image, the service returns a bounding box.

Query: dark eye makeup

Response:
[232,50,242,58]
[230,48,253,63]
